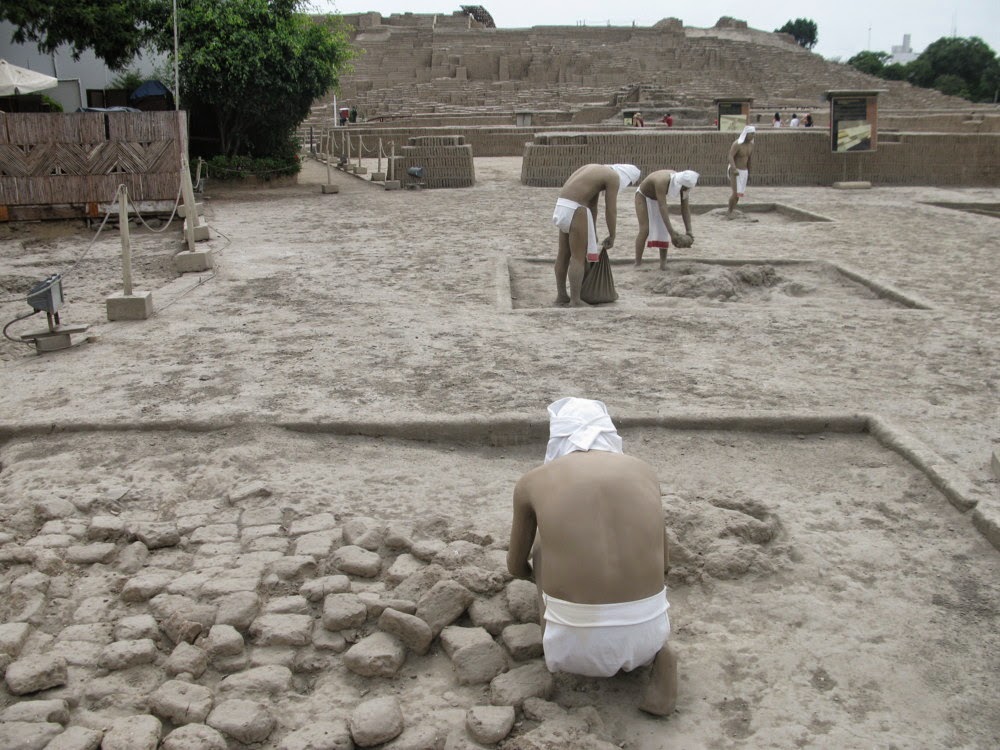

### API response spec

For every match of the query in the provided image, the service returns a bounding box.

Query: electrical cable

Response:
[2,309,40,345]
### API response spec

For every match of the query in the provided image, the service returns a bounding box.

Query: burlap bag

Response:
[580,249,618,304]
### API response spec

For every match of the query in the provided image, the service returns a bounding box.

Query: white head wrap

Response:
[544,397,624,464]
[606,164,641,193]
[737,125,756,144]
[667,169,699,199]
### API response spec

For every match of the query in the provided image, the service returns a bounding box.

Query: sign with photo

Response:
[718,101,747,132]
[831,96,873,152]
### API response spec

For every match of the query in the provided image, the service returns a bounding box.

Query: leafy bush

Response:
[204,153,301,181]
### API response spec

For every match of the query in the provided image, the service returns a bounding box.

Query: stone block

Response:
[453,565,506,594]
[410,539,446,562]
[379,607,434,654]
[313,628,348,652]
[392,564,446,602]
[277,720,353,750]
[832,181,872,189]
[0,698,70,724]
[385,180,402,190]
[501,623,544,660]
[371,172,387,181]
[214,591,261,630]
[265,595,311,614]
[288,513,337,536]
[323,593,368,630]
[382,725,444,750]
[350,696,404,747]
[87,515,125,541]
[166,641,208,677]
[321,183,340,194]
[122,570,173,602]
[204,624,245,657]
[333,545,382,577]
[106,291,153,321]
[160,724,227,750]
[43,726,104,750]
[301,575,352,601]
[208,699,275,744]
[0,621,31,656]
[452,640,509,685]
[269,555,318,580]
[98,638,158,670]
[416,580,474,635]
[440,626,494,658]
[249,613,313,646]
[128,522,180,550]
[343,632,406,677]
[178,202,203,218]
[358,593,417,618]
[101,714,162,750]
[4,654,68,695]
[150,679,214,724]
[218,664,292,696]
[505,579,540,623]
[387,553,426,584]
[466,705,515,745]
[174,250,214,273]
[469,595,515,636]
[0,722,63,750]
[489,662,554,708]
[114,614,159,641]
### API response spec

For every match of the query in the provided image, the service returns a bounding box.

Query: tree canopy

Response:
[775,18,818,50]
[175,0,353,157]
[1,0,166,70]
[846,36,999,103]
[2,0,355,158]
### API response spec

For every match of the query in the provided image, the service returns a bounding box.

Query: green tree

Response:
[775,18,818,50]
[172,0,353,157]
[1,1,166,70]
[846,50,890,76]
[881,62,908,81]
[932,73,969,98]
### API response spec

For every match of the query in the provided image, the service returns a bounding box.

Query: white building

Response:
[889,34,919,65]
[0,21,165,110]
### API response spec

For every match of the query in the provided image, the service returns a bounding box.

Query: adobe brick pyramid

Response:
[325,11,967,121]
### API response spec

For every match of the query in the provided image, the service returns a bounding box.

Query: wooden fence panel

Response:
[0,111,185,216]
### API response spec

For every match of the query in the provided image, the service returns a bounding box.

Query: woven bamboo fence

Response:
[0,111,186,220]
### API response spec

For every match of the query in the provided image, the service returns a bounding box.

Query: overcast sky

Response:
[317,1,1000,61]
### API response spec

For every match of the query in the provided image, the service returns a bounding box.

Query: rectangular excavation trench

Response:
[502,256,932,312]
[0,419,996,750]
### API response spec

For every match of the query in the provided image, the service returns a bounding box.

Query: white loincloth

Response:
[728,165,749,197]
[639,191,670,249]
[553,198,599,261]
[541,587,670,677]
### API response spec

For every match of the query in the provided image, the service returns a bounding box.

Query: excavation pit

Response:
[505,257,931,311]
[0,422,996,749]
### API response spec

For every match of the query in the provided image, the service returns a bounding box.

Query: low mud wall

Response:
[520,130,1000,187]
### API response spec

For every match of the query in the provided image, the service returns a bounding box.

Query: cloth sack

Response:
[581,248,618,305]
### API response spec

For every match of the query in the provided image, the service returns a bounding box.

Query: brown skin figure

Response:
[508,401,677,716]
[554,164,636,306]
[634,170,694,270]
[728,126,755,215]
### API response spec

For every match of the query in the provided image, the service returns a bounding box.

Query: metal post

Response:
[346,132,351,164]
[357,134,362,169]
[377,138,382,175]
[118,186,133,296]
[390,143,395,181]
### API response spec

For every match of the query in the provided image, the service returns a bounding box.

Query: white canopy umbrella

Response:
[0,59,59,96]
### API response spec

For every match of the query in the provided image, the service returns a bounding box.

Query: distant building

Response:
[0,21,165,110]
[889,34,918,65]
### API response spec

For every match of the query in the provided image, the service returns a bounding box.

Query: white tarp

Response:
[0,59,58,96]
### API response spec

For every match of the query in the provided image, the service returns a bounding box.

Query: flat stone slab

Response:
[208,699,275,744]
[489,662,554,708]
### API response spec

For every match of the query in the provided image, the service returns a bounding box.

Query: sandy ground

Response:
[0,157,998,748]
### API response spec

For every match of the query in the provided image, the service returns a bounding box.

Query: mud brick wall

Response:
[345,127,535,158]
[520,131,1000,187]
[391,136,475,188]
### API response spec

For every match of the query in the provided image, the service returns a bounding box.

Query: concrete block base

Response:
[384,181,402,191]
[322,184,340,194]
[832,181,872,190]
[106,291,154,321]
[184,217,210,241]
[178,202,204,218]
[371,172,386,181]
[174,250,214,273]
[355,166,368,175]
